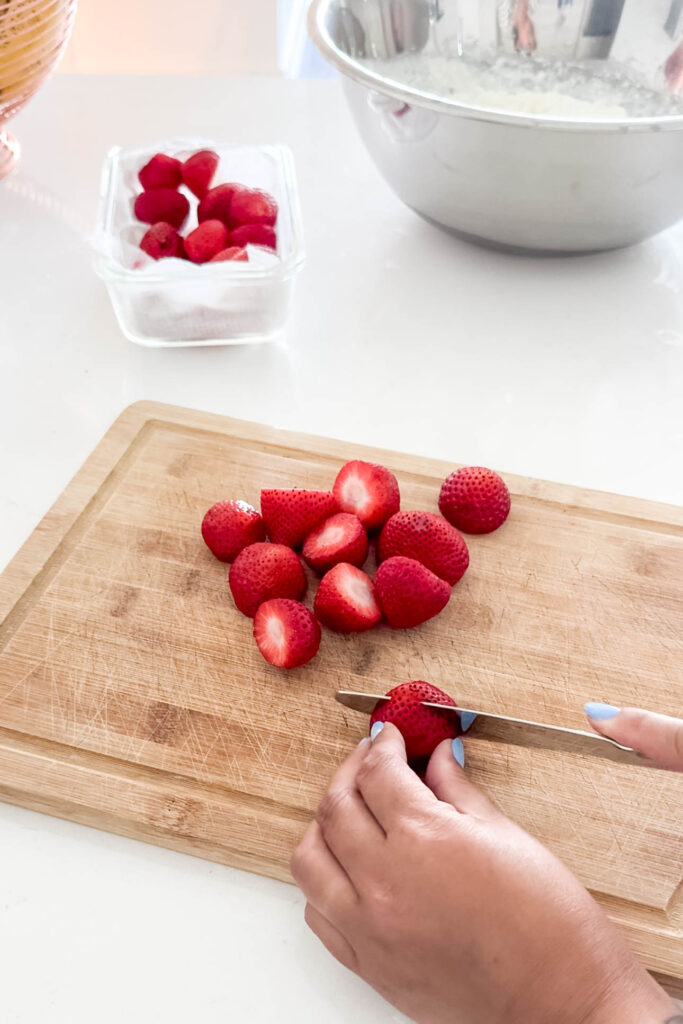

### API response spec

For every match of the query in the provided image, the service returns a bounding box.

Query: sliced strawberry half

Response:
[302,513,367,573]
[253,599,321,669]
[314,563,381,633]
[261,489,338,548]
[333,460,400,531]
[374,556,450,629]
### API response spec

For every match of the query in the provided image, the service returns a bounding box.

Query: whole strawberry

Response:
[261,489,338,549]
[314,563,381,633]
[378,511,469,585]
[229,542,307,617]
[369,681,460,763]
[375,556,450,629]
[253,599,321,669]
[439,467,510,535]
[201,500,266,562]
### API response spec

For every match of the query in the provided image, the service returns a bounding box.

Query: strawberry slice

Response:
[369,681,461,763]
[333,461,400,531]
[314,563,381,633]
[375,556,450,629]
[229,542,307,617]
[378,510,469,585]
[261,489,338,549]
[302,513,367,573]
[201,500,266,562]
[253,599,321,669]
[138,153,182,190]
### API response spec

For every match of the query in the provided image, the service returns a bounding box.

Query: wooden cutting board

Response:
[0,402,681,991]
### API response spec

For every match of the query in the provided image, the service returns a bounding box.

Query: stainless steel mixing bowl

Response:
[308,0,683,252]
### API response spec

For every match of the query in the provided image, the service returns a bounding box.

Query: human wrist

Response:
[582,966,677,1024]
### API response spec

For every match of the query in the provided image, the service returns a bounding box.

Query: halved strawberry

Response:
[314,563,381,633]
[228,542,307,617]
[374,556,450,629]
[253,599,321,669]
[181,149,219,199]
[378,511,469,585]
[229,223,277,251]
[138,153,182,190]
[228,186,278,229]
[302,513,367,573]
[197,183,238,226]
[439,466,511,535]
[261,489,338,549]
[369,681,460,763]
[333,461,400,531]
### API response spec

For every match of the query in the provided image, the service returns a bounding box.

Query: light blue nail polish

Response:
[584,702,620,721]
[460,711,477,733]
[358,736,370,747]
[452,737,465,768]
[370,721,384,740]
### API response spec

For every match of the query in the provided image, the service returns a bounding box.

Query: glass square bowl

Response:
[92,138,305,347]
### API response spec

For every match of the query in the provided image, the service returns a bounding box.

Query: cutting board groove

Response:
[0,402,681,989]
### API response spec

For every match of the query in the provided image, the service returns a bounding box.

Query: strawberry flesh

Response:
[210,246,249,262]
[181,149,219,199]
[369,681,461,763]
[439,467,511,535]
[314,563,381,633]
[375,556,450,629]
[261,489,338,549]
[253,599,321,669]
[229,542,307,617]
[378,511,469,585]
[201,500,266,562]
[333,460,400,531]
[302,513,367,573]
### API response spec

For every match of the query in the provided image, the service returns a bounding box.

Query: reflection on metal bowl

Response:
[308,0,683,253]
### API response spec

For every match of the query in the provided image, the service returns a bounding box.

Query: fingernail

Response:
[460,711,477,733]
[370,721,384,740]
[451,737,465,768]
[358,736,370,747]
[585,702,621,721]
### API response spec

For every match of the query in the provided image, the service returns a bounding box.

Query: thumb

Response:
[424,738,499,819]
[585,703,683,772]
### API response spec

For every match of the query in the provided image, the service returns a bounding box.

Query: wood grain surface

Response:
[0,402,681,988]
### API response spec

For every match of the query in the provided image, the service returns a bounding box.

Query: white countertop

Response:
[1,74,682,1023]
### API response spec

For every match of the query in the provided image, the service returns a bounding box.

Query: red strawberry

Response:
[253,598,321,669]
[314,563,381,633]
[228,186,278,229]
[184,220,229,264]
[139,222,185,260]
[181,149,219,199]
[374,556,450,629]
[439,467,511,535]
[229,223,277,251]
[369,681,460,763]
[210,246,249,263]
[229,542,307,617]
[261,489,338,549]
[134,189,189,230]
[333,460,400,531]
[378,511,469,585]
[302,513,367,573]
[197,183,238,225]
[201,500,266,562]
[138,153,182,190]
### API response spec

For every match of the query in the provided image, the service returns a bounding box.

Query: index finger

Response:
[355,722,438,831]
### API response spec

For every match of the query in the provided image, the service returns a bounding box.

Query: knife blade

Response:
[335,691,662,770]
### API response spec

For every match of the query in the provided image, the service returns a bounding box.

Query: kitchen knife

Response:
[335,691,663,770]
